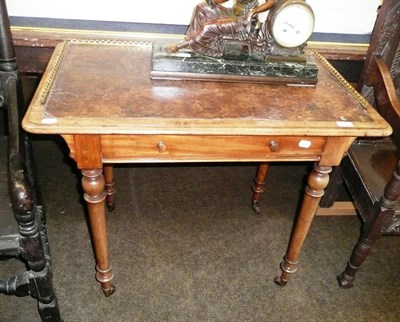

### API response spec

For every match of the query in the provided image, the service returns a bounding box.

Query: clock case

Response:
[151,0,318,85]
[265,0,315,57]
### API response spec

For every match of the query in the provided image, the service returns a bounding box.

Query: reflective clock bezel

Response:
[270,1,315,48]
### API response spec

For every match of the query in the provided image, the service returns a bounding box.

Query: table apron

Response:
[95,134,327,163]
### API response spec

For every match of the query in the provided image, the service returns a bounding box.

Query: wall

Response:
[6,0,381,35]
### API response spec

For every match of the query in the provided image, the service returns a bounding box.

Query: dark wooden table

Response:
[23,38,391,296]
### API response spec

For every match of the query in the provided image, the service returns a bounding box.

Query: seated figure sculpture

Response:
[167,0,276,57]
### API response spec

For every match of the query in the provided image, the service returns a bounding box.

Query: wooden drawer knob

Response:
[269,140,279,152]
[157,141,167,153]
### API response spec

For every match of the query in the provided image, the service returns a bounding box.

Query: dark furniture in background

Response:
[320,0,400,287]
[0,0,61,320]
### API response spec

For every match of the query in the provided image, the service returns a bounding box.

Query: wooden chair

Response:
[0,1,61,320]
[320,0,400,288]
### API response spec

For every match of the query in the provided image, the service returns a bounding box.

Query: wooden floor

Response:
[317,201,357,216]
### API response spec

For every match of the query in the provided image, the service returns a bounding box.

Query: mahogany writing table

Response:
[22,39,391,296]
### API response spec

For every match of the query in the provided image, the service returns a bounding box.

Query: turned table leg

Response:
[81,169,115,297]
[252,162,269,214]
[274,163,332,286]
[103,164,116,211]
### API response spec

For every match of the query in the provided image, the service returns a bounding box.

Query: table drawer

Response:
[100,135,327,163]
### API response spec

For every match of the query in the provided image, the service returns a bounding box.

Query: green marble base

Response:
[150,41,318,86]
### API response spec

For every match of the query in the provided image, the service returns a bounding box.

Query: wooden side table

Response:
[23,38,391,296]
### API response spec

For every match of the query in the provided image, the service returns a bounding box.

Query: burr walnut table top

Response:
[23,39,391,138]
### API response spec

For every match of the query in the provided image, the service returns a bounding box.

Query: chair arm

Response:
[367,55,400,144]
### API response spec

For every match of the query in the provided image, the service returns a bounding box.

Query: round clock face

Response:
[271,3,315,48]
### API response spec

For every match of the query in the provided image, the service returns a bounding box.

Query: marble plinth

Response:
[150,42,318,86]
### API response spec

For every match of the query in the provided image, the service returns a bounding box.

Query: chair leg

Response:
[104,165,116,211]
[337,207,386,288]
[338,161,400,288]
[1,269,62,322]
[0,209,62,321]
[32,264,62,322]
[251,162,269,214]
[38,298,62,322]
[319,166,343,208]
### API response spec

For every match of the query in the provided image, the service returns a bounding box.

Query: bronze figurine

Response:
[167,0,276,57]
